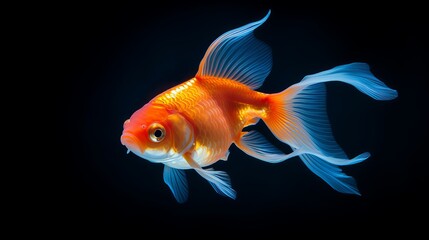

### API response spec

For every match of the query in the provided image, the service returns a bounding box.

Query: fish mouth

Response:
[120,132,145,154]
[120,132,173,163]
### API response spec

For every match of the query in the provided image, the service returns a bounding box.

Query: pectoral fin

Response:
[184,153,236,200]
[163,165,189,203]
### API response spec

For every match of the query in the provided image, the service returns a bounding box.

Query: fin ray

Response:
[300,62,398,100]
[263,62,398,195]
[183,152,236,199]
[235,131,300,163]
[300,154,361,195]
[196,10,272,89]
[163,165,189,203]
[265,62,398,158]
[195,168,237,199]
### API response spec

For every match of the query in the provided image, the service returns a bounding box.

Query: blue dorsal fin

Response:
[195,10,272,90]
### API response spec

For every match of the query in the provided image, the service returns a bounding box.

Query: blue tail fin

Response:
[264,62,397,195]
[300,62,398,100]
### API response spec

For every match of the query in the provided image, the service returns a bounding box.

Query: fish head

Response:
[121,103,194,163]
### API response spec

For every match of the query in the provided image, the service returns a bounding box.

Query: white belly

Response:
[163,146,220,169]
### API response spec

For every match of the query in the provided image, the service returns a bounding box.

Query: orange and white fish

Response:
[120,10,398,203]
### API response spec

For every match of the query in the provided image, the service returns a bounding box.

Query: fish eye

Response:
[148,123,166,143]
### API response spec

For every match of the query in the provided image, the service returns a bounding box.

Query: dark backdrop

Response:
[57,1,427,232]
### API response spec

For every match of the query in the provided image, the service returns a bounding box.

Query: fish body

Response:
[120,10,398,203]
[152,77,268,168]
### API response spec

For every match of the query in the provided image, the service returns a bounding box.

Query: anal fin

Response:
[235,131,300,163]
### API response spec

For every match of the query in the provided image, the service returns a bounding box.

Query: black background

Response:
[55,0,427,232]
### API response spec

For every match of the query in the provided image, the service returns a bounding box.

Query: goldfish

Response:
[120,10,398,203]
